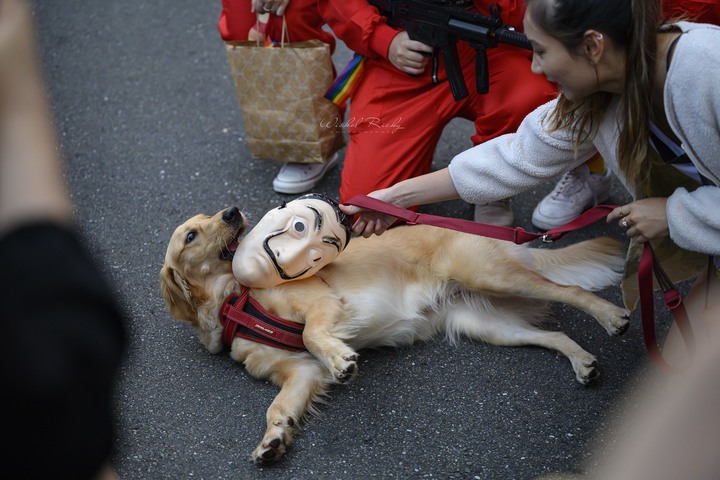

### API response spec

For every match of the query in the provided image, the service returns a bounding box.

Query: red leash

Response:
[637,243,694,372]
[345,195,694,371]
[345,194,616,244]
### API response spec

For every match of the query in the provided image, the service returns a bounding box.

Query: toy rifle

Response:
[368,0,532,100]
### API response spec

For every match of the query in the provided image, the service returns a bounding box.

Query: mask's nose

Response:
[308,248,323,265]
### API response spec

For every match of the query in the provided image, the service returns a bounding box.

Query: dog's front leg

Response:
[302,301,359,383]
[256,282,359,382]
[251,356,331,464]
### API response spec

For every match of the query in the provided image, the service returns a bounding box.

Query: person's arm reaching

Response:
[340,168,460,237]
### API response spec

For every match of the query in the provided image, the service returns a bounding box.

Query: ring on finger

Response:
[620,218,629,228]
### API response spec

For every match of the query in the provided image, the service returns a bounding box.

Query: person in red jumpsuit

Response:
[220,0,558,225]
[319,0,556,226]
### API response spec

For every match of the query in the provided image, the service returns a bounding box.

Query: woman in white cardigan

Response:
[341,1,720,476]
[341,0,720,339]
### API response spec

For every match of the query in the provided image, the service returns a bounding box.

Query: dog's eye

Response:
[185,230,197,244]
[293,221,305,233]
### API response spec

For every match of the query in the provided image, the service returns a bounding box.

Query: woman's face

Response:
[232,196,349,288]
[524,10,598,101]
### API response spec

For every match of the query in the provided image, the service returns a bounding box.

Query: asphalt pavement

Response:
[31,0,673,478]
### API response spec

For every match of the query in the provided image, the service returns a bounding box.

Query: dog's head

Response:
[160,207,246,352]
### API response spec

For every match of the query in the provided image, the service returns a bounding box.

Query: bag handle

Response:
[280,15,289,47]
[253,13,290,47]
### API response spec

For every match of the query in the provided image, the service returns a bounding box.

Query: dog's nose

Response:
[223,207,241,224]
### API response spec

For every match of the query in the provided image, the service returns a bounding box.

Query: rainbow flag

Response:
[324,53,366,106]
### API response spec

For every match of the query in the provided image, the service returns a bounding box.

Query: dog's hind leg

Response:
[446,302,599,384]
[249,356,331,464]
[451,264,629,337]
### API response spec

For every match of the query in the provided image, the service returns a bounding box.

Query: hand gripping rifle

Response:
[368,0,532,100]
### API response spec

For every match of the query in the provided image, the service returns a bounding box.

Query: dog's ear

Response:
[159,265,197,323]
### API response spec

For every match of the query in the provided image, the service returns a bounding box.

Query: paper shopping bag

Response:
[225,38,345,164]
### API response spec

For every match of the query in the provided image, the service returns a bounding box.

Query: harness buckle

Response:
[541,234,554,243]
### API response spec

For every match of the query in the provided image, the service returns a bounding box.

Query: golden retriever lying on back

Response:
[160,206,629,464]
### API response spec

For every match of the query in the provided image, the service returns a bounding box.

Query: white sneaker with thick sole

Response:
[531,164,611,231]
[473,198,514,227]
[272,153,339,194]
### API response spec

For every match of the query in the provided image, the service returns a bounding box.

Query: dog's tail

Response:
[527,236,625,291]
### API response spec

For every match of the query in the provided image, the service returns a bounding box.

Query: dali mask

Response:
[232,193,352,288]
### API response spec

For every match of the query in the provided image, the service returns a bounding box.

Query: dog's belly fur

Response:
[316,276,551,351]
[329,278,452,349]
[314,226,553,351]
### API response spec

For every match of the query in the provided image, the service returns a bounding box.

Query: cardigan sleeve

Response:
[448,98,597,204]
[664,22,720,256]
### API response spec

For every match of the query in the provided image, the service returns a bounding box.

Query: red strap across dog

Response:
[220,287,306,352]
[345,194,694,371]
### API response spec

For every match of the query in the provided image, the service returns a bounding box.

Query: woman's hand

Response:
[607,197,669,243]
[388,31,433,75]
[340,188,399,237]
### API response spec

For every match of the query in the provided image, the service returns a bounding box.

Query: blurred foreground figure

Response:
[0,0,126,478]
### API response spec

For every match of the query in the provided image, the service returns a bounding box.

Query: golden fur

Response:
[160,207,630,464]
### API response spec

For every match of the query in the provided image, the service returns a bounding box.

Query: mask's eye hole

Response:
[185,230,197,244]
[293,221,305,233]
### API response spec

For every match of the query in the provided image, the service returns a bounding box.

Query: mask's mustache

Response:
[262,228,312,281]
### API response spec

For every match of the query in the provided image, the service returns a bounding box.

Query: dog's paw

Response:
[574,356,600,385]
[252,435,287,465]
[596,306,630,336]
[332,353,358,383]
[605,311,630,337]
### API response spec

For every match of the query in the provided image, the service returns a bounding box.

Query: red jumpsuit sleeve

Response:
[663,0,720,25]
[318,0,401,60]
[218,0,255,41]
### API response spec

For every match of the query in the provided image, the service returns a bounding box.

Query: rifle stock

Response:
[368,0,531,100]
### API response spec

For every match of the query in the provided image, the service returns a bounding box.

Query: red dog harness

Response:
[219,287,306,352]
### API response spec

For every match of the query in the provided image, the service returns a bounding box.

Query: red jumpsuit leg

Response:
[465,47,557,145]
[339,49,475,202]
[339,43,555,202]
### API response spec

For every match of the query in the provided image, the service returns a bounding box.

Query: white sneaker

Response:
[272,153,339,194]
[531,164,611,230]
[474,198,514,227]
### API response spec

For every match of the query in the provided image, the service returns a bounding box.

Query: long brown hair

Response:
[525,0,662,191]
